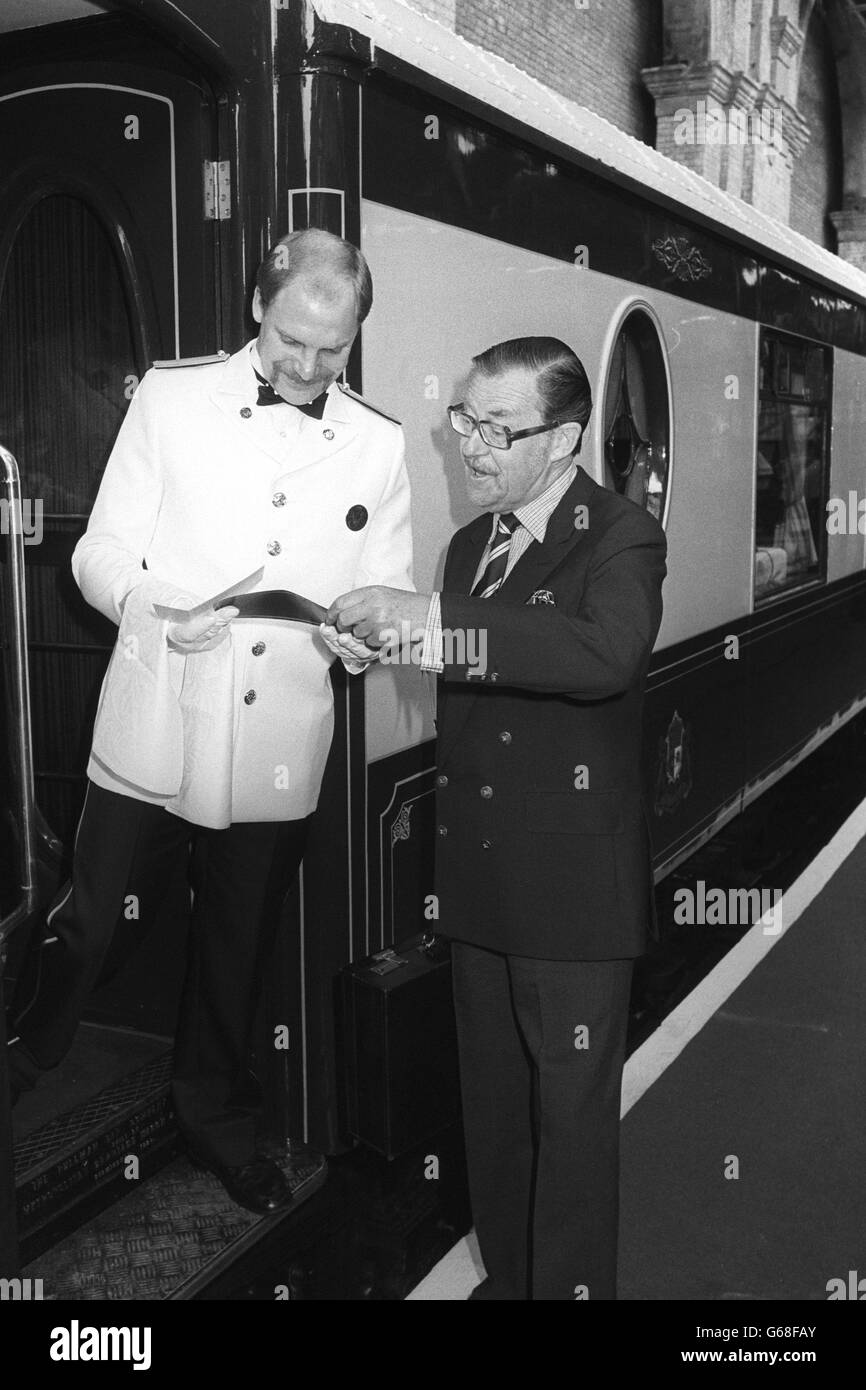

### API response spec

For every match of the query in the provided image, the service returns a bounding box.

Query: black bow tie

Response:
[254,369,329,418]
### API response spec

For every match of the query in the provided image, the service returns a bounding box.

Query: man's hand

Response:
[327,587,430,648]
[319,623,380,663]
[167,606,238,654]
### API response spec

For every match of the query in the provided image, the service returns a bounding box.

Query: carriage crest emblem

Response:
[654,709,693,814]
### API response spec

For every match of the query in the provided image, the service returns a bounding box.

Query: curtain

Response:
[773,402,818,571]
[0,193,136,841]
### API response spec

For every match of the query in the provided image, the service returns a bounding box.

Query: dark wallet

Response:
[216,589,328,624]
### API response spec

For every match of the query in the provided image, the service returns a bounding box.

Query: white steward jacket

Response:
[73,343,413,827]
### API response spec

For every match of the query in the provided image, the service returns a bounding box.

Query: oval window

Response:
[601,308,670,523]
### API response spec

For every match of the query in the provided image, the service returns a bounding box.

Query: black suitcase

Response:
[340,933,461,1159]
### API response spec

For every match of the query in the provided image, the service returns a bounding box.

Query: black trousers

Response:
[451,941,633,1301]
[7,782,309,1166]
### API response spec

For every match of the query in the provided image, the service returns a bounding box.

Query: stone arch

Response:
[824,0,866,267]
[791,0,844,246]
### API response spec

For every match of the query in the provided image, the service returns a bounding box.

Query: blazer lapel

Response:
[446,513,495,596]
[495,467,595,605]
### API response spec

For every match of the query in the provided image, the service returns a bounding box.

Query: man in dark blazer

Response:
[329,335,666,1300]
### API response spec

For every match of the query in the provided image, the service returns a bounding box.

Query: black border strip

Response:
[365,55,866,317]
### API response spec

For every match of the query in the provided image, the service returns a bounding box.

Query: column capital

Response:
[727,71,762,112]
[642,60,739,112]
[830,206,866,233]
[829,208,866,272]
[770,14,805,63]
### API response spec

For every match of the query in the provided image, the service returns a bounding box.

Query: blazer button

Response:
[437,824,448,837]
[323,428,335,440]
[266,540,281,556]
[251,642,266,656]
[244,690,257,705]
[436,774,448,788]
[498,731,512,744]
[481,839,493,850]
[240,406,252,419]
[480,785,493,799]
[272,492,286,507]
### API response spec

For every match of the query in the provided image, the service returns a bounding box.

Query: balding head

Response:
[254,228,373,325]
[252,231,368,407]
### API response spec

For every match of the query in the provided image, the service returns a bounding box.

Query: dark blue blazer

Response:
[434,465,667,961]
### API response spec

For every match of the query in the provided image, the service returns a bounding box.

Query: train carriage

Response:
[2,0,866,1294]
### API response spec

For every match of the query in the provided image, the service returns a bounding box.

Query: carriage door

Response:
[0,37,222,1034]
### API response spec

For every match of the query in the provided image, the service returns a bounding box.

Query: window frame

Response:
[752,325,833,609]
[0,186,146,526]
[597,298,673,530]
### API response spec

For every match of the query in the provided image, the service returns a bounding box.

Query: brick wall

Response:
[403,0,847,251]
[790,6,843,251]
[404,0,663,144]
[405,0,456,28]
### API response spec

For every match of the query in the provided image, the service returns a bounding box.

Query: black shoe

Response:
[189,1150,294,1215]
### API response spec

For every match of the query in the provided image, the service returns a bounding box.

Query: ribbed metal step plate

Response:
[23,1147,327,1300]
[15,1054,175,1244]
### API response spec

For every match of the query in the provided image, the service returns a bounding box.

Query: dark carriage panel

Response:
[757,264,866,358]
[742,574,866,791]
[644,632,748,876]
[644,573,866,876]
[366,740,437,956]
[362,73,866,355]
[363,75,756,324]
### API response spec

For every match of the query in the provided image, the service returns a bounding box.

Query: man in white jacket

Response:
[7,229,413,1212]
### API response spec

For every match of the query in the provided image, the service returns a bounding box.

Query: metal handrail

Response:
[0,442,38,943]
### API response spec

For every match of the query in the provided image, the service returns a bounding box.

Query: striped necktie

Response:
[471,512,519,597]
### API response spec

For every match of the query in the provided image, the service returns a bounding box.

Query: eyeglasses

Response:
[448,404,563,451]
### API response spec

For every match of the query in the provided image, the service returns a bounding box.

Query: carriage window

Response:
[602,308,671,523]
[0,194,138,841]
[754,331,830,603]
[0,193,137,518]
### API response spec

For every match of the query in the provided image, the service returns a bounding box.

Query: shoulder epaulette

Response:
[152,351,230,369]
[337,382,402,426]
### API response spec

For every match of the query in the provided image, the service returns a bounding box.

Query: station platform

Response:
[408,797,866,1300]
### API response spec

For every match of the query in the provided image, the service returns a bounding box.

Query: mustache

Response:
[278,371,330,388]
